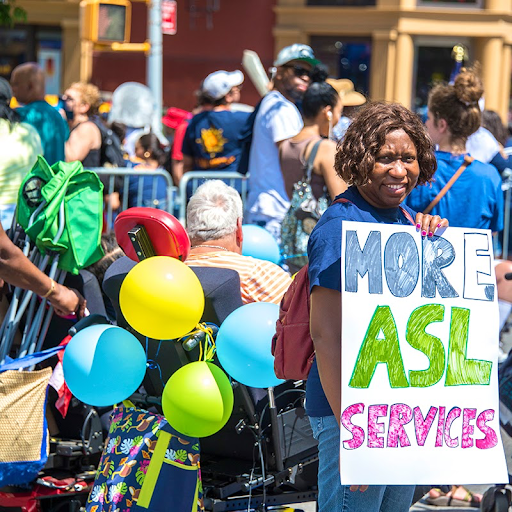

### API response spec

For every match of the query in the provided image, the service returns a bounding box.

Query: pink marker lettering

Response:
[435,406,445,447]
[414,406,438,446]
[444,407,461,448]
[461,408,476,448]
[476,409,498,449]
[368,404,388,448]
[387,404,412,448]
[341,403,365,450]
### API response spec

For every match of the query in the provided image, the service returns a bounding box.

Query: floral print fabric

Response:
[86,405,203,512]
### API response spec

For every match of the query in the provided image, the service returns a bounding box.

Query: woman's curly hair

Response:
[335,101,437,187]
[68,81,102,116]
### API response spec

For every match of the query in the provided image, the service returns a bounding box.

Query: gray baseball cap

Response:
[273,44,320,68]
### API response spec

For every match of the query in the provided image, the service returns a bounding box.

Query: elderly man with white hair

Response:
[185,180,292,304]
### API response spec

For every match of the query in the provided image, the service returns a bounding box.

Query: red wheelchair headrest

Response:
[114,207,190,262]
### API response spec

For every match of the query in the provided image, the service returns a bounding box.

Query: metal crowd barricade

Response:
[87,167,178,231]
[501,148,512,260]
[177,170,250,225]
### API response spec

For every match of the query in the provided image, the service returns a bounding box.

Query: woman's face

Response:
[331,97,343,127]
[357,129,420,209]
[134,142,145,160]
[63,87,82,117]
[425,110,442,146]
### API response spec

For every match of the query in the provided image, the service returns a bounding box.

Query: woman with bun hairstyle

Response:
[406,66,503,232]
[280,69,347,202]
[279,67,347,270]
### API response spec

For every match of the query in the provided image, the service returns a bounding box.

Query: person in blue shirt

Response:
[128,133,170,210]
[405,66,503,233]
[307,101,448,512]
[181,70,249,195]
[10,63,69,165]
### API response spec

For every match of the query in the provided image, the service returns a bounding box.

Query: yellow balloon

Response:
[120,256,205,340]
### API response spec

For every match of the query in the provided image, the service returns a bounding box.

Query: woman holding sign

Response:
[307,101,448,511]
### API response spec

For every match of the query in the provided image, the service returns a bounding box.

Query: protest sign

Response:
[340,221,508,485]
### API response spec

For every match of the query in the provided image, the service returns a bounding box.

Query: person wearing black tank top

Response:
[63,82,102,166]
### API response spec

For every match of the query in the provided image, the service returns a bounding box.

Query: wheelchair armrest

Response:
[68,314,110,337]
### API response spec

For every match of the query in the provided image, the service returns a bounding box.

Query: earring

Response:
[144,151,151,159]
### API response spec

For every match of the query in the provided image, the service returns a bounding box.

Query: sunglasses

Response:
[282,64,311,79]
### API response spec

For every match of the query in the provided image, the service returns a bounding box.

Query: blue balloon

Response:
[63,324,147,406]
[216,302,285,388]
[242,224,281,264]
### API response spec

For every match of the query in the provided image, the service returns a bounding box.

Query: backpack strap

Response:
[304,139,323,183]
[424,155,474,214]
[332,196,416,226]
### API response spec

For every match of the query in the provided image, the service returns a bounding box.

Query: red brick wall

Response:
[92,0,275,111]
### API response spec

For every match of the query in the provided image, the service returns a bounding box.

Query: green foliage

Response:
[121,417,132,431]
[135,468,145,485]
[116,482,128,495]
[175,449,187,462]
[0,1,27,27]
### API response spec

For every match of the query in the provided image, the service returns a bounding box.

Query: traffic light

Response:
[80,0,132,44]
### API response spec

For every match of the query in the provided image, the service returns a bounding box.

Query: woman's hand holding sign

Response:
[415,212,448,238]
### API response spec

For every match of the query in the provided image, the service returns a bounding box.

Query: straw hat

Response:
[326,78,366,107]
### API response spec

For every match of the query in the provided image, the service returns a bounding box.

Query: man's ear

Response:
[236,218,243,244]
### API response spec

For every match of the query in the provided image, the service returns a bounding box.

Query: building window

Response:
[417,0,482,7]
[307,0,376,5]
[412,38,472,116]
[310,36,371,95]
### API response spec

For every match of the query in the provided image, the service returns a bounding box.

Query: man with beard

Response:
[244,44,319,241]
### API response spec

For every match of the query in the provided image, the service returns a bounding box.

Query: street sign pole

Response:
[147,0,163,136]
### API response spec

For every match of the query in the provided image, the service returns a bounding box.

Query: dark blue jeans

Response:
[310,415,415,511]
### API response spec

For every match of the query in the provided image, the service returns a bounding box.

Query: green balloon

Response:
[162,361,234,438]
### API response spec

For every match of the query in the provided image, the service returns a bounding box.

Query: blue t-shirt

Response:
[182,110,250,172]
[17,101,69,165]
[405,151,503,232]
[306,186,417,418]
[128,171,169,210]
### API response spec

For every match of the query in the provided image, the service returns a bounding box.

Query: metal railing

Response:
[177,171,250,224]
[88,168,250,230]
[501,148,512,259]
[87,167,177,231]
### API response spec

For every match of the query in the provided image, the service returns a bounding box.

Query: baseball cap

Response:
[162,107,191,129]
[326,78,366,107]
[202,70,244,101]
[274,44,320,68]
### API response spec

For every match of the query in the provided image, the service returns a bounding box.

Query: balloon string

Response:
[155,339,162,358]
[177,323,217,362]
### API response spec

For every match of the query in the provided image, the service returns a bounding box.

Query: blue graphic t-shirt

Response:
[182,110,250,172]
[306,186,417,418]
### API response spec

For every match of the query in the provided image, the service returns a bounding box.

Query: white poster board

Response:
[340,221,508,485]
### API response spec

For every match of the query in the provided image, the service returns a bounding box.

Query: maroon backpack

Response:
[271,198,416,381]
[271,264,313,381]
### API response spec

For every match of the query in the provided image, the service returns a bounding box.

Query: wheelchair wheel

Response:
[493,491,509,512]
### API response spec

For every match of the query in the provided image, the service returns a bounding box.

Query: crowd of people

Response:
[3,44,512,512]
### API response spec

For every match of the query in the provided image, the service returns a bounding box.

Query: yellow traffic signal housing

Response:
[80,0,132,44]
